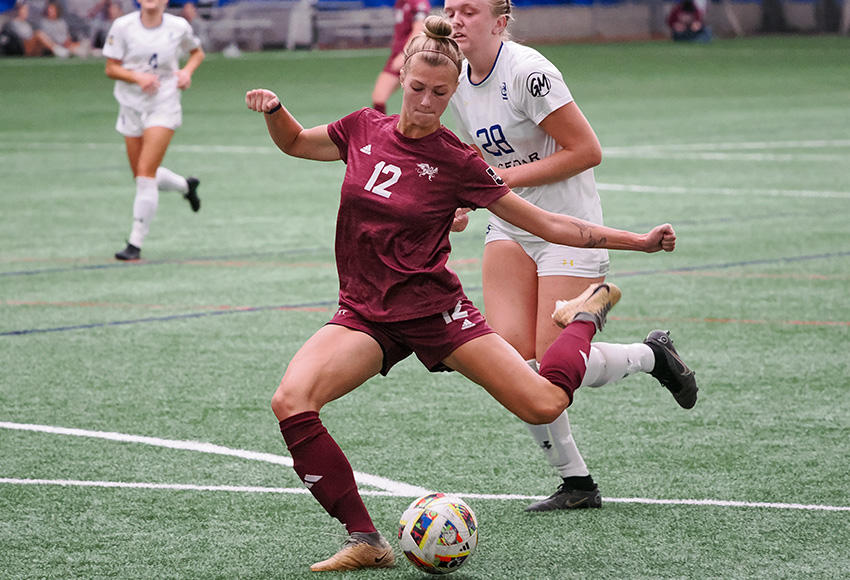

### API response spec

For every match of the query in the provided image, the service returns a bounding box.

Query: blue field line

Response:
[0,247,330,277]
[5,249,850,279]
[4,251,849,337]
[615,250,850,277]
[1,300,338,337]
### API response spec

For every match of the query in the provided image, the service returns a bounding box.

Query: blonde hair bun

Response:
[423,15,453,40]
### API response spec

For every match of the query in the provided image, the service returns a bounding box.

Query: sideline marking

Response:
[0,422,429,497]
[2,478,847,513]
[1,423,847,512]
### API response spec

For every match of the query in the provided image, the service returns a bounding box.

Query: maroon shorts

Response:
[327,298,495,375]
[382,50,402,75]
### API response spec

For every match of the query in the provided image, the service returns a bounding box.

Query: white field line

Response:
[2,138,850,161]
[0,142,279,155]
[0,421,430,497]
[596,183,850,199]
[604,139,850,153]
[604,152,847,162]
[603,139,850,162]
[1,477,848,512]
[0,48,386,68]
[2,422,848,512]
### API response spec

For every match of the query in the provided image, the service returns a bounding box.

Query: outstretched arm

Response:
[245,89,340,162]
[487,191,676,253]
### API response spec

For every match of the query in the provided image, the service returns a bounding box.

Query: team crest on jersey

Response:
[416,163,438,181]
[486,167,505,186]
[500,82,508,100]
[526,72,551,98]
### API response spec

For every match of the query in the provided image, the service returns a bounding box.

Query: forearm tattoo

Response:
[572,220,608,248]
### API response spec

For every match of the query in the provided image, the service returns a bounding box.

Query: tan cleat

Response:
[310,531,395,572]
[552,283,621,331]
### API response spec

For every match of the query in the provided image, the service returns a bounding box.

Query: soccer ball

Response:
[398,493,478,574]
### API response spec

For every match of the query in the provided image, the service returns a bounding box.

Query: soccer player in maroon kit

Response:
[371,0,431,114]
[246,16,677,572]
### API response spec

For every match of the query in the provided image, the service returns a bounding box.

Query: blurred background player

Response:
[445,0,698,512]
[246,15,677,571]
[667,0,713,42]
[370,0,430,114]
[103,0,204,261]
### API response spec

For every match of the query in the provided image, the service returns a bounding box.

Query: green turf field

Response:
[1,36,849,579]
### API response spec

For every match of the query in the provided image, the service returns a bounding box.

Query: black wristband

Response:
[265,102,282,115]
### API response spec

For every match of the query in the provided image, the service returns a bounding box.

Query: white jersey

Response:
[103,12,201,112]
[450,41,607,254]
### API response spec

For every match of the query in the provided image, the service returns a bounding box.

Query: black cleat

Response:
[525,483,602,512]
[184,177,201,212]
[115,243,141,261]
[644,330,698,409]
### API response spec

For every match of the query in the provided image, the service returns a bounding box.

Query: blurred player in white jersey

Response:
[445,0,698,511]
[103,0,204,261]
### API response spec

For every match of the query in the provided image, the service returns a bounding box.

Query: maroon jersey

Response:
[327,108,509,322]
[390,0,431,58]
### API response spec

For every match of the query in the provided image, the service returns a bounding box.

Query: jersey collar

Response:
[467,42,504,87]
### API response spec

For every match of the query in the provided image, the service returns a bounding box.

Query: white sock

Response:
[155,166,188,193]
[128,176,159,248]
[524,359,590,479]
[581,342,655,388]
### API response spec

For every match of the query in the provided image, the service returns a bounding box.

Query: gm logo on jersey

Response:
[526,72,551,98]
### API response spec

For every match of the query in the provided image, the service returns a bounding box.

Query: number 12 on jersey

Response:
[364,161,401,198]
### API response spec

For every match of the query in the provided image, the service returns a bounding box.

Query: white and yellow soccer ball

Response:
[398,493,478,575]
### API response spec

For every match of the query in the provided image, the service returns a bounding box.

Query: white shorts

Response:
[485,222,610,278]
[116,102,183,137]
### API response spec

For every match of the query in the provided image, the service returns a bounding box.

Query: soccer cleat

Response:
[644,330,698,409]
[310,531,395,572]
[184,177,201,212]
[525,483,602,512]
[115,243,141,261]
[552,283,621,331]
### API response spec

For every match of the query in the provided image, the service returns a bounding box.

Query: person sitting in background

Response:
[5,0,70,56]
[40,0,85,56]
[667,0,712,42]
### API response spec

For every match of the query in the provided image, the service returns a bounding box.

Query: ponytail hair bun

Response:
[423,15,453,40]
[403,15,463,74]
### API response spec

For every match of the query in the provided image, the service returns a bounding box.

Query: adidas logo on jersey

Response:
[360,144,372,155]
[461,319,476,330]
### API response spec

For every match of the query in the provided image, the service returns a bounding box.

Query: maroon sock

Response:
[279,411,376,534]
[372,102,386,114]
[538,320,596,406]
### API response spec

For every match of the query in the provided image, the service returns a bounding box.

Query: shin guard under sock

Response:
[279,411,375,535]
